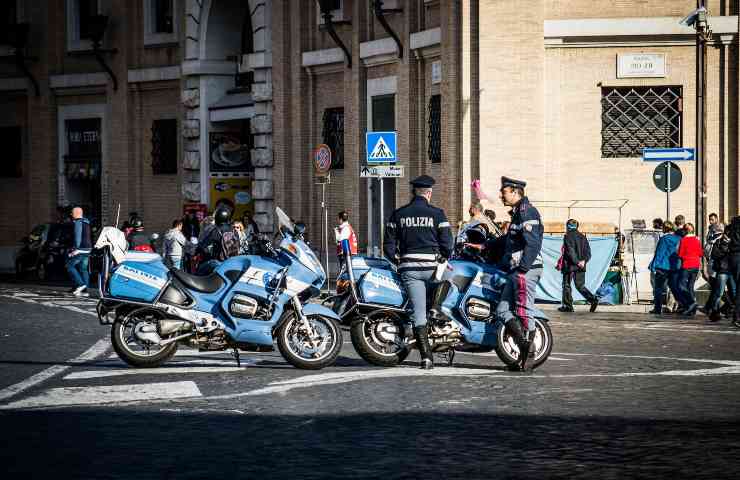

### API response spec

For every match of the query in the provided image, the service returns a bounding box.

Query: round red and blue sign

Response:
[314,144,332,176]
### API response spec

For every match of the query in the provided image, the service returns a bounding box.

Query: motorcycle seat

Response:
[171,269,224,294]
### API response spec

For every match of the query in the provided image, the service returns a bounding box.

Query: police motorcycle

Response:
[332,227,553,369]
[91,207,343,370]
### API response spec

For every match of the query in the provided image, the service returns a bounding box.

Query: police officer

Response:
[494,176,544,371]
[384,175,453,370]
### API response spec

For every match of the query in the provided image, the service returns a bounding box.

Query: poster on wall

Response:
[209,132,253,174]
[209,177,254,220]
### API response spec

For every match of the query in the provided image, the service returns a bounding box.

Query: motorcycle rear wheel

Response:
[494,318,553,369]
[276,311,343,370]
[350,311,411,367]
[111,309,179,368]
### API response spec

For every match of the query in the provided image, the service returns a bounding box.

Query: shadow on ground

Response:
[1,409,737,479]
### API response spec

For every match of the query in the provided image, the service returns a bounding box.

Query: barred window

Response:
[78,0,99,41]
[151,119,178,175]
[322,107,344,169]
[0,126,22,178]
[601,86,682,158]
[428,94,441,163]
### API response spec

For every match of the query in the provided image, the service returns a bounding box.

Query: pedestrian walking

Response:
[384,175,453,370]
[241,213,260,245]
[232,221,250,255]
[648,221,682,315]
[704,225,736,322]
[334,210,358,265]
[674,214,687,237]
[557,219,599,313]
[677,223,702,315]
[163,218,191,270]
[726,216,740,328]
[66,206,92,297]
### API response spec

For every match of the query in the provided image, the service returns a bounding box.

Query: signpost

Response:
[643,148,694,221]
[365,132,398,254]
[313,144,332,289]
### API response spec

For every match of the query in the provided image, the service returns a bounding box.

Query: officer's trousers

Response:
[401,269,436,327]
[495,268,543,332]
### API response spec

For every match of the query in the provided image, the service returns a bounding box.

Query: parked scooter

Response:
[333,231,553,369]
[92,207,343,370]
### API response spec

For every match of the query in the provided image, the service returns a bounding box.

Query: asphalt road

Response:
[1,284,739,479]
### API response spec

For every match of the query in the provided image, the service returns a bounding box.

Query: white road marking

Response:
[64,366,250,380]
[623,325,740,335]
[0,381,202,410]
[0,338,111,403]
[197,353,740,399]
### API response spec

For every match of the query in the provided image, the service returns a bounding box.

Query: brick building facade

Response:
[0,1,738,269]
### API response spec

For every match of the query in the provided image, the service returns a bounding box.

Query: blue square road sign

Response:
[366,131,397,164]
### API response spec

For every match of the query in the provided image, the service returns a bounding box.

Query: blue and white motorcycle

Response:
[92,207,343,370]
[332,231,553,369]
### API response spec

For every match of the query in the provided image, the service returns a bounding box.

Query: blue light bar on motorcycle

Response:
[341,239,352,256]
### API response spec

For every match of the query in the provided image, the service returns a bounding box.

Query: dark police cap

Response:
[501,176,526,190]
[410,175,436,188]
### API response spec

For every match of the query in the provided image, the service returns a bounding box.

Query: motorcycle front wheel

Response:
[494,318,553,369]
[350,311,410,367]
[276,310,343,370]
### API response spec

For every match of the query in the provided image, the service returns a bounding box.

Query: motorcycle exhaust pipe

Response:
[159,319,193,335]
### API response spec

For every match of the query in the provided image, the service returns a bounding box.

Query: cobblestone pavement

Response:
[0,284,738,479]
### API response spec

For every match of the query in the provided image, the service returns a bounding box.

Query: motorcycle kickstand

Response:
[447,349,455,367]
[232,347,241,367]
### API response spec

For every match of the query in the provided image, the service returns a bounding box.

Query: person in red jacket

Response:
[677,223,703,316]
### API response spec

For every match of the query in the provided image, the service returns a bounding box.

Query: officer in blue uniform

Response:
[384,175,453,370]
[494,176,544,371]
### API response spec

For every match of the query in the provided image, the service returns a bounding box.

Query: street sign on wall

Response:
[642,147,695,162]
[360,165,404,178]
[617,53,667,78]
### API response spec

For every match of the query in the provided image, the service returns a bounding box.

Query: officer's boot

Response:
[519,329,537,372]
[505,319,528,372]
[414,326,434,370]
[428,281,452,325]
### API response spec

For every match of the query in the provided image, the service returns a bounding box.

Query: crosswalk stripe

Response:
[0,338,111,403]
[64,365,253,380]
[0,381,202,410]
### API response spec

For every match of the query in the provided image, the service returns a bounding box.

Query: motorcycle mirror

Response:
[150,233,160,241]
[294,223,306,236]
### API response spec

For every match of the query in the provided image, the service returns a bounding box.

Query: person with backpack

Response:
[197,207,240,274]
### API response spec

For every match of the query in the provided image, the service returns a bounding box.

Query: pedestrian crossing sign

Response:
[366,131,397,164]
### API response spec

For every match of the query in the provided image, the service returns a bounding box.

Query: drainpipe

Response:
[373,0,403,59]
[317,0,352,68]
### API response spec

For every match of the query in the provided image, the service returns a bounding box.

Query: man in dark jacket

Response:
[197,207,239,274]
[558,219,599,313]
[66,207,92,297]
[384,175,453,370]
[726,215,740,327]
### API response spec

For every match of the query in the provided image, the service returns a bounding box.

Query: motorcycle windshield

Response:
[275,207,295,236]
